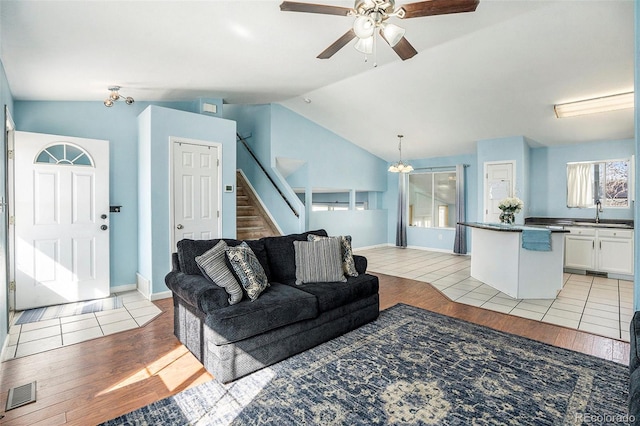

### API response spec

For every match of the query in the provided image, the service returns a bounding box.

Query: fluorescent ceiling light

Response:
[554,92,634,118]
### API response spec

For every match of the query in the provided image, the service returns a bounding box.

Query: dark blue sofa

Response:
[631,311,640,423]
[165,230,380,383]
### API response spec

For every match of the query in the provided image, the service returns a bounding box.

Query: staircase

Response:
[236,171,281,240]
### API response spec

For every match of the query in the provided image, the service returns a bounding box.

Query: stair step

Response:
[237,226,265,231]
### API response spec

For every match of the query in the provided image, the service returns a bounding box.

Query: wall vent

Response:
[6,381,36,411]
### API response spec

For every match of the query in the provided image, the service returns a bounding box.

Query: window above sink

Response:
[566,158,632,209]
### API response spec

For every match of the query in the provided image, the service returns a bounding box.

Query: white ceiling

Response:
[0,0,634,161]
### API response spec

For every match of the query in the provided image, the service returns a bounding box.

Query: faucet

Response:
[595,200,602,223]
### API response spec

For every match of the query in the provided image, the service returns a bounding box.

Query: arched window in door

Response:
[34,143,94,166]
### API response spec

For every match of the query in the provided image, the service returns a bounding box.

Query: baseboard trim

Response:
[150,291,172,301]
[136,273,151,299]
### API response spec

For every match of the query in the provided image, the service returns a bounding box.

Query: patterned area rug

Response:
[15,296,123,325]
[102,304,630,425]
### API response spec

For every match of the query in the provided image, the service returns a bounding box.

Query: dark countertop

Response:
[525,217,634,230]
[459,222,569,233]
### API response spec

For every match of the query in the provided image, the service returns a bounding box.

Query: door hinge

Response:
[8,281,15,291]
[8,216,14,225]
[217,211,220,218]
[7,150,13,160]
[217,159,220,167]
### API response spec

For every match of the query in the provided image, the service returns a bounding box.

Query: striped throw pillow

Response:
[308,234,359,277]
[294,237,347,285]
[195,240,243,305]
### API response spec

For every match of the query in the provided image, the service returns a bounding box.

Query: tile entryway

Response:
[355,246,634,341]
[4,290,162,360]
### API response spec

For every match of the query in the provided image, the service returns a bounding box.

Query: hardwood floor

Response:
[0,273,630,425]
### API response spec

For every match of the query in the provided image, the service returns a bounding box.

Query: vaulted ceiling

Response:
[0,0,634,161]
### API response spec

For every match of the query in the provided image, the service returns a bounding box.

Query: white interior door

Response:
[484,161,514,222]
[15,131,110,309]
[172,140,220,247]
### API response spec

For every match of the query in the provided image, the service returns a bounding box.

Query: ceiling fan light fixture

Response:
[354,36,374,54]
[382,22,405,47]
[353,15,375,39]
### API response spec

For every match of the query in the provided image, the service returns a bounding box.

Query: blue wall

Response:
[530,139,635,220]
[634,0,639,312]
[138,106,236,295]
[0,56,12,354]
[227,103,389,248]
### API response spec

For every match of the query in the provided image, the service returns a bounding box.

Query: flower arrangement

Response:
[498,197,523,224]
[498,197,524,213]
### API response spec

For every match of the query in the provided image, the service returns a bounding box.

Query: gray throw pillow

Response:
[195,240,243,305]
[225,242,269,301]
[294,237,347,285]
[308,234,359,277]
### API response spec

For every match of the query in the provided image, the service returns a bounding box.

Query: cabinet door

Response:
[564,235,595,270]
[598,237,634,275]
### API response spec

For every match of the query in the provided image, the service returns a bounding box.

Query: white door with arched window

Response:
[14,131,110,310]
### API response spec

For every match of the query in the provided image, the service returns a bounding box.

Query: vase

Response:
[499,211,515,224]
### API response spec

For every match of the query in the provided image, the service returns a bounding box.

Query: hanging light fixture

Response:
[104,86,134,107]
[388,134,413,173]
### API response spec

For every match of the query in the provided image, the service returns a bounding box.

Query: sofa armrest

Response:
[171,253,181,272]
[353,255,368,275]
[165,271,229,313]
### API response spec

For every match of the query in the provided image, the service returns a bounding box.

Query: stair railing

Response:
[237,133,300,218]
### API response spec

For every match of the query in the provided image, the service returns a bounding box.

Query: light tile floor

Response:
[356,246,634,342]
[4,290,162,360]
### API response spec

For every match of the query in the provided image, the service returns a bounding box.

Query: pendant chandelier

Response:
[388,134,413,173]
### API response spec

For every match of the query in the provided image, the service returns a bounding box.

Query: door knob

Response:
[177,224,184,230]
[101,225,108,231]
[101,214,108,219]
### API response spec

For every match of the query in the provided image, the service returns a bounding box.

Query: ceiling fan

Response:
[280,0,479,61]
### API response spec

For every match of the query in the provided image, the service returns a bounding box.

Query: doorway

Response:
[483,161,515,223]
[13,131,110,310]
[170,138,222,249]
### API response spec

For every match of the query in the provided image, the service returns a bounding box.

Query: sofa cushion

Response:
[293,273,379,313]
[294,238,346,285]
[195,240,243,305]
[263,229,328,284]
[308,234,359,277]
[226,242,269,301]
[177,238,271,280]
[204,283,319,345]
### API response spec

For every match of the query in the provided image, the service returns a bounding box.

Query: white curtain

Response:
[567,163,593,208]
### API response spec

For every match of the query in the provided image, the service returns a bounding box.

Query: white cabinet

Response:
[564,228,596,270]
[597,229,634,275]
[564,227,634,276]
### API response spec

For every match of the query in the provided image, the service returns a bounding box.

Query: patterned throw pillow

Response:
[294,237,347,285]
[225,242,269,301]
[195,240,243,305]
[308,234,359,277]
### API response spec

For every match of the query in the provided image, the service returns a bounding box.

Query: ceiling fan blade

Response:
[280,1,353,16]
[392,37,418,60]
[317,29,357,59]
[400,0,479,18]
[380,31,418,61]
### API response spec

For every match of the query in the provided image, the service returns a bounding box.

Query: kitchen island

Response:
[460,222,569,299]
